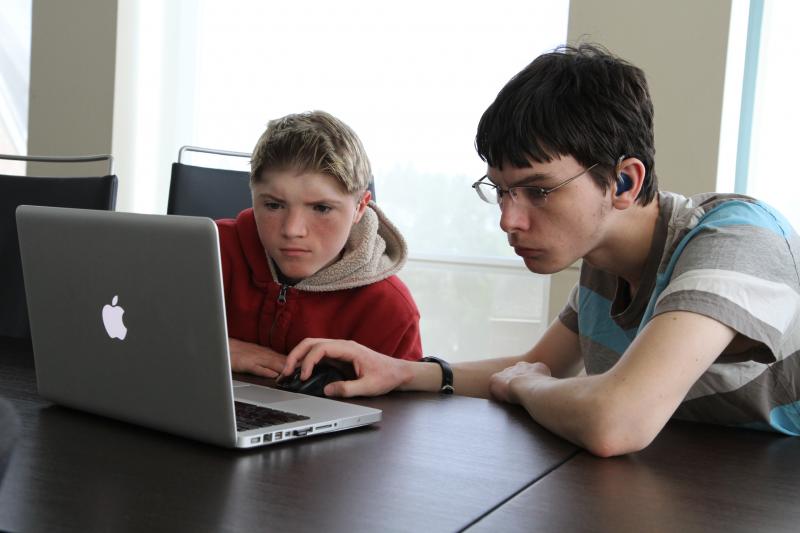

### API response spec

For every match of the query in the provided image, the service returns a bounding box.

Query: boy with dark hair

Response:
[217,110,422,379]
[283,45,800,456]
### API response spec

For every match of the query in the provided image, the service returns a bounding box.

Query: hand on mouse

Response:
[282,338,414,397]
[228,338,286,378]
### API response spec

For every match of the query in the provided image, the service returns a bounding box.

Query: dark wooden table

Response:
[467,419,800,533]
[0,337,578,533]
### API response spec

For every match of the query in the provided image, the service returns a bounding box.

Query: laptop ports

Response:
[292,427,312,437]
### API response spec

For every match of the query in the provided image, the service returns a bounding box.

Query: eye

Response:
[313,204,332,214]
[263,201,283,211]
[521,187,547,203]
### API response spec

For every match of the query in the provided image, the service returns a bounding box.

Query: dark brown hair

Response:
[476,44,658,205]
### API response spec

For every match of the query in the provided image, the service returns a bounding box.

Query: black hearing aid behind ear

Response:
[616,173,633,195]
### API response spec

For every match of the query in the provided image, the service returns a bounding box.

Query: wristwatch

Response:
[420,356,454,394]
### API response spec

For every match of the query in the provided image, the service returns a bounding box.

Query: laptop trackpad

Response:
[235,384,300,404]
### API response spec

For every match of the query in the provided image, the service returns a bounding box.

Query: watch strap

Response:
[420,356,454,394]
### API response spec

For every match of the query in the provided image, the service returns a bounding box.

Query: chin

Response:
[274,262,315,281]
[521,256,569,275]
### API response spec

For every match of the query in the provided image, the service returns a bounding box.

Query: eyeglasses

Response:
[472,163,599,208]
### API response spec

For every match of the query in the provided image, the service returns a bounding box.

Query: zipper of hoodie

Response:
[267,284,289,347]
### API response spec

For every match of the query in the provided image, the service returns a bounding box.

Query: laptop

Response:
[15,205,381,448]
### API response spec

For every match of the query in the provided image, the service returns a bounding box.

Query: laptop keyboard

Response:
[234,401,310,431]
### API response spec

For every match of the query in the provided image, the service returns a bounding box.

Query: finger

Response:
[258,355,285,374]
[487,374,508,402]
[323,381,346,397]
[324,378,369,398]
[257,365,280,378]
[283,338,323,376]
[250,364,279,379]
[298,343,335,380]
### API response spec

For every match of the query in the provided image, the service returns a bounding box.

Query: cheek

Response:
[253,211,281,245]
[309,214,354,244]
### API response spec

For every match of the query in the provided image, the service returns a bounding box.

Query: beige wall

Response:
[547,0,734,322]
[27,0,117,176]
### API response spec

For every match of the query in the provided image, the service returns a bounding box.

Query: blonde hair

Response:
[250,110,372,194]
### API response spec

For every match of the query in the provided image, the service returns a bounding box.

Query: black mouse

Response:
[277,361,353,397]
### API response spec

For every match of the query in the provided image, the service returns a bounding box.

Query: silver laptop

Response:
[16,205,381,448]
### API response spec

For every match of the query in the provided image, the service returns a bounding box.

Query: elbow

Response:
[578,404,660,458]
[582,432,649,458]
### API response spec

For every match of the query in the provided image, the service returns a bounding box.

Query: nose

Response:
[281,208,308,238]
[499,200,531,234]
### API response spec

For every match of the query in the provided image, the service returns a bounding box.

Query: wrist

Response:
[419,356,454,394]
[509,372,550,404]
[395,359,418,391]
[397,359,439,392]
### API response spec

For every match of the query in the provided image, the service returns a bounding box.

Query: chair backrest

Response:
[166,146,252,220]
[167,146,377,221]
[0,398,20,485]
[0,153,118,339]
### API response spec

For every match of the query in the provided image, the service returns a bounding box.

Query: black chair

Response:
[167,146,253,220]
[167,145,377,221]
[0,154,118,339]
[0,398,20,486]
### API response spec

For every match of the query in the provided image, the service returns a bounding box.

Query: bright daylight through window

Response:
[188,0,569,259]
[114,0,570,361]
[744,1,800,231]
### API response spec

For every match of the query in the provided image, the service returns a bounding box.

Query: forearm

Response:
[511,374,658,457]
[398,355,526,397]
[453,356,528,398]
[402,320,582,397]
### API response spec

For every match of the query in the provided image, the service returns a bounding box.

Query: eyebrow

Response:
[256,192,344,206]
[487,173,553,187]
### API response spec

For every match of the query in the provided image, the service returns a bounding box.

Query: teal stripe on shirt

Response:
[578,287,637,354]
[640,200,794,332]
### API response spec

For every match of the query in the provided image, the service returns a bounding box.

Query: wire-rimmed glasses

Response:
[472,163,599,207]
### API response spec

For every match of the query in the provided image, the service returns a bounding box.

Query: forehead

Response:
[253,170,349,196]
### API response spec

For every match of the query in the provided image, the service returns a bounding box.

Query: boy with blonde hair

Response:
[217,111,422,379]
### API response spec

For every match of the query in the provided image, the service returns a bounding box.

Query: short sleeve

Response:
[558,282,580,334]
[653,202,800,355]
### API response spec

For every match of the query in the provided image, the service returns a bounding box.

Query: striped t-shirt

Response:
[559,191,800,434]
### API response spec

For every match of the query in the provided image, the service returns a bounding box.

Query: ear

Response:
[611,157,646,210]
[353,190,371,224]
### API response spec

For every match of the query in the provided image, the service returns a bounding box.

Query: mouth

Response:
[279,248,311,257]
[512,246,543,257]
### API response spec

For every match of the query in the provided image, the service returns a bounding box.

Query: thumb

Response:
[324,379,360,398]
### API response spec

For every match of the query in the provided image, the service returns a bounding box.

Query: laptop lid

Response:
[17,205,381,448]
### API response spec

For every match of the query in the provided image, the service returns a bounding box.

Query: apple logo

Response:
[102,295,128,340]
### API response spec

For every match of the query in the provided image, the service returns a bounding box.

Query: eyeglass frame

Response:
[472,163,600,207]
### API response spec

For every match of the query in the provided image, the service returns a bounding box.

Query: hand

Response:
[228,338,286,378]
[489,361,552,404]
[283,338,414,397]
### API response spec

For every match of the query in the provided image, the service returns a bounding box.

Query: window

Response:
[115,0,569,360]
[737,0,800,231]
[0,0,32,174]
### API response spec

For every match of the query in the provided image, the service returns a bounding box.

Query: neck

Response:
[583,198,661,294]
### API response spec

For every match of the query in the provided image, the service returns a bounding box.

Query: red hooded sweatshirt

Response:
[216,205,422,360]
